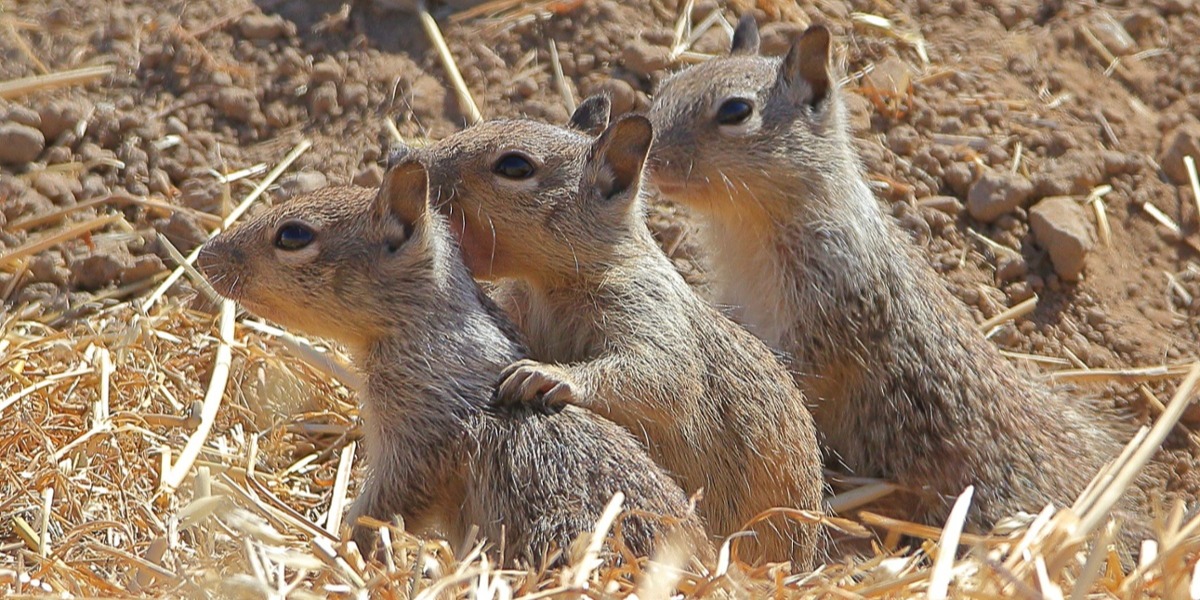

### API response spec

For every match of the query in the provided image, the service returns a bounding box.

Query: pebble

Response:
[31,172,81,206]
[886,125,921,156]
[0,123,46,165]
[309,82,340,118]
[38,100,87,140]
[622,40,672,76]
[70,253,131,291]
[215,87,259,123]
[943,162,975,197]
[278,171,329,200]
[966,169,1034,222]
[28,252,70,286]
[1033,149,1104,196]
[917,195,963,215]
[353,163,384,188]
[238,13,293,40]
[311,58,345,85]
[757,21,805,55]
[4,104,42,128]
[1158,119,1200,186]
[180,177,223,214]
[585,78,637,116]
[121,254,164,284]
[158,212,208,254]
[1029,196,1094,282]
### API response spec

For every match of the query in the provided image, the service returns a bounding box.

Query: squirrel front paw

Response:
[494,359,580,412]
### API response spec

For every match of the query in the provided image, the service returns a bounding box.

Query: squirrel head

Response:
[426,110,654,284]
[197,159,462,352]
[646,17,847,219]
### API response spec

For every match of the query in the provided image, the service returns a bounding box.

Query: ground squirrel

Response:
[196,158,712,566]
[421,104,825,568]
[646,17,1147,544]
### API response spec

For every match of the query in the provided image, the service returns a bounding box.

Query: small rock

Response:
[38,100,86,140]
[3,189,54,222]
[1029,196,1094,282]
[1158,120,1200,186]
[121,254,164,284]
[1033,149,1104,196]
[70,252,131,291]
[886,125,921,156]
[943,162,975,197]
[622,40,672,76]
[917,195,963,215]
[339,83,369,109]
[967,170,1034,222]
[0,123,45,165]
[864,56,913,96]
[996,255,1028,282]
[4,104,42,128]
[353,163,384,188]
[238,13,293,40]
[180,177,223,214]
[278,171,328,200]
[28,252,70,286]
[585,78,637,116]
[311,58,344,85]
[158,211,208,255]
[1101,150,1141,176]
[31,172,81,206]
[760,22,807,55]
[215,87,259,123]
[309,82,340,118]
[844,93,872,133]
[514,78,538,98]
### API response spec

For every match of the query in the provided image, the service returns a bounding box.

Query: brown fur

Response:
[422,112,825,568]
[195,164,712,567]
[646,18,1149,553]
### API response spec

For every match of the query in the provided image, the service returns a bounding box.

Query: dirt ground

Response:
[2,0,1200,586]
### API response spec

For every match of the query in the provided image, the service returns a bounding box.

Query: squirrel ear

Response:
[378,158,429,227]
[730,14,760,55]
[586,115,653,203]
[780,25,832,106]
[568,94,612,135]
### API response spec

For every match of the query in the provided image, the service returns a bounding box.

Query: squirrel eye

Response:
[493,153,536,179]
[274,222,315,250]
[716,98,754,125]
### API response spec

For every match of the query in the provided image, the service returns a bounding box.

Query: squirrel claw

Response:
[494,360,578,413]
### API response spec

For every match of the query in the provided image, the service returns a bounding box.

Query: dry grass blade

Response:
[325,441,357,536]
[979,295,1038,332]
[548,38,575,114]
[0,214,123,269]
[1049,363,1196,384]
[419,0,482,125]
[0,65,114,99]
[570,491,624,588]
[160,300,235,494]
[1185,156,1200,224]
[1078,362,1200,536]
[928,486,973,600]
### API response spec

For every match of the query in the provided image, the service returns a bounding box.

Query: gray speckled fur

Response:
[197,176,710,568]
[646,20,1148,552]
[426,116,824,568]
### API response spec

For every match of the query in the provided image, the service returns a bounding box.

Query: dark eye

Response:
[274,222,315,250]
[493,153,535,179]
[716,98,754,125]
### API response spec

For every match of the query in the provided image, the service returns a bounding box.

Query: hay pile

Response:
[2,149,1199,599]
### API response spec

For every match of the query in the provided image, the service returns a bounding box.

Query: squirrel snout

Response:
[196,239,246,299]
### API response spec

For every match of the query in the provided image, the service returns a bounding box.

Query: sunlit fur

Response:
[647,22,1150,555]
[427,117,825,568]
[196,183,710,567]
